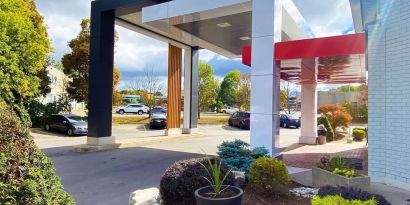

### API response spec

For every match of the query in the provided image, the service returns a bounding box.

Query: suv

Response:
[115,104,149,115]
[220,105,239,114]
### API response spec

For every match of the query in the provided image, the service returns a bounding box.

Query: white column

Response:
[250,0,282,155]
[299,83,318,144]
[299,58,318,144]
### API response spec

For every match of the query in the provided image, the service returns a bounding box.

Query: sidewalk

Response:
[282,141,368,174]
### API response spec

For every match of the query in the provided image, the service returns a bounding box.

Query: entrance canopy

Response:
[242,33,367,84]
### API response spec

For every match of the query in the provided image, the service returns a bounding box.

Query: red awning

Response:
[242,33,367,84]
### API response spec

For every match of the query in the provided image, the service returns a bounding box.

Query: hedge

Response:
[0,99,74,205]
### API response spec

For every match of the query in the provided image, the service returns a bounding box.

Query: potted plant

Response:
[195,157,243,205]
[312,155,370,191]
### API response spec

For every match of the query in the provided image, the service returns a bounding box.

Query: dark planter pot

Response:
[195,185,243,205]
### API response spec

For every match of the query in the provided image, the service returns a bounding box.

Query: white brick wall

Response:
[368,0,410,187]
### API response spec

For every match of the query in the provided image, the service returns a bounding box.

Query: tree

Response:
[318,104,352,130]
[127,66,164,108]
[112,67,123,106]
[336,85,359,92]
[62,19,90,104]
[218,70,241,106]
[0,0,52,105]
[198,61,219,118]
[280,80,298,114]
[236,73,250,111]
[62,19,120,105]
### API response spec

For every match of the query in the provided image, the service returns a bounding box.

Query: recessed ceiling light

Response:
[240,36,251,41]
[216,22,231,28]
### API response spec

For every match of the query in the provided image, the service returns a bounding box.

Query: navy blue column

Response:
[88,3,115,138]
[190,47,199,128]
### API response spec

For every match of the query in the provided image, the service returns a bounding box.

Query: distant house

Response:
[318,91,359,106]
[122,95,141,104]
[39,66,85,111]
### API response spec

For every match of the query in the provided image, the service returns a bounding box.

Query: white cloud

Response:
[114,26,168,72]
[293,0,353,37]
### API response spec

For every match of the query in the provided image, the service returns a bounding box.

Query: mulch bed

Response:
[242,182,311,205]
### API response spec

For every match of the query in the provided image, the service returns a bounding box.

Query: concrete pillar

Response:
[166,44,182,135]
[299,58,318,144]
[250,0,282,155]
[85,4,116,150]
[182,47,199,134]
[299,84,318,144]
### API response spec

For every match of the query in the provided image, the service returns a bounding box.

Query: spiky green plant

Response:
[199,156,233,196]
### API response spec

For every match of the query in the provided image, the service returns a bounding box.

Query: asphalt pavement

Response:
[32,124,301,205]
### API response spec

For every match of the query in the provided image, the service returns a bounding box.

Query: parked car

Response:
[149,106,166,114]
[149,112,166,129]
[115,104,149,115]
[280,114,301,128]
[228,111,250,129]
[221,105,239,114]
[44,114,87,136]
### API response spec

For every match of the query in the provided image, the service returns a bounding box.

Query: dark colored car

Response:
[228,112,250,129]
[44,114,88,136]
[149,113,166,129]
[149,106,166,114]
[280,114,300,128]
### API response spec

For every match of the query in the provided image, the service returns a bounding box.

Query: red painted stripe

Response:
[242,33,366,66]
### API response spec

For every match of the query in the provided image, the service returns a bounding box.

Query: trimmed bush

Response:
[248,157,290,195]
[217,140,269,173]
[0,100,74,205]
[318,116,335,142]
[25,98,72,128]
[312,195,377,205]
[318,186,390,205]
[353,129,366,141]
[160,158,235,205]
[318,104,352,130]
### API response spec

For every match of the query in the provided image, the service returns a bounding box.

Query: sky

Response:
[35,0,354,91]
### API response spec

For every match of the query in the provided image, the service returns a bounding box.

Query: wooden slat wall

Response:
[167,44,182,129]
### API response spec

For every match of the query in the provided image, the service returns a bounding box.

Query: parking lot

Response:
[32,124,301,152]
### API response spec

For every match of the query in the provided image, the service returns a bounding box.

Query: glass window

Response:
[67,116,86,123]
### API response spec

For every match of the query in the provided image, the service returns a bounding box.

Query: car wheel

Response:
[283,123,287,128]
[67,129,74,136]
[45,124,50,131]
[138,110,143,115]
[228,120,233,126]
[223,110,227,114]
[119,110,125,114]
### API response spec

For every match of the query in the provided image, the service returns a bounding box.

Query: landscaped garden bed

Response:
[128,140,390,205]
[242,182,311,205]
[313,155,370,190]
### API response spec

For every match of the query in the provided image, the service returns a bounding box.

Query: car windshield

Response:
[67,116,86,122]
[151,113,166,118]
[287,115,298,119]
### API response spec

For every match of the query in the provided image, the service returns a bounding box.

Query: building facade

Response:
[85,0,410,190]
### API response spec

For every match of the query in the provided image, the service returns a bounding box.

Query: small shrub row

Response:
[353,127,367,141]
[25,97,71,128]
[318,186,390,205]
[312,195,377,205]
